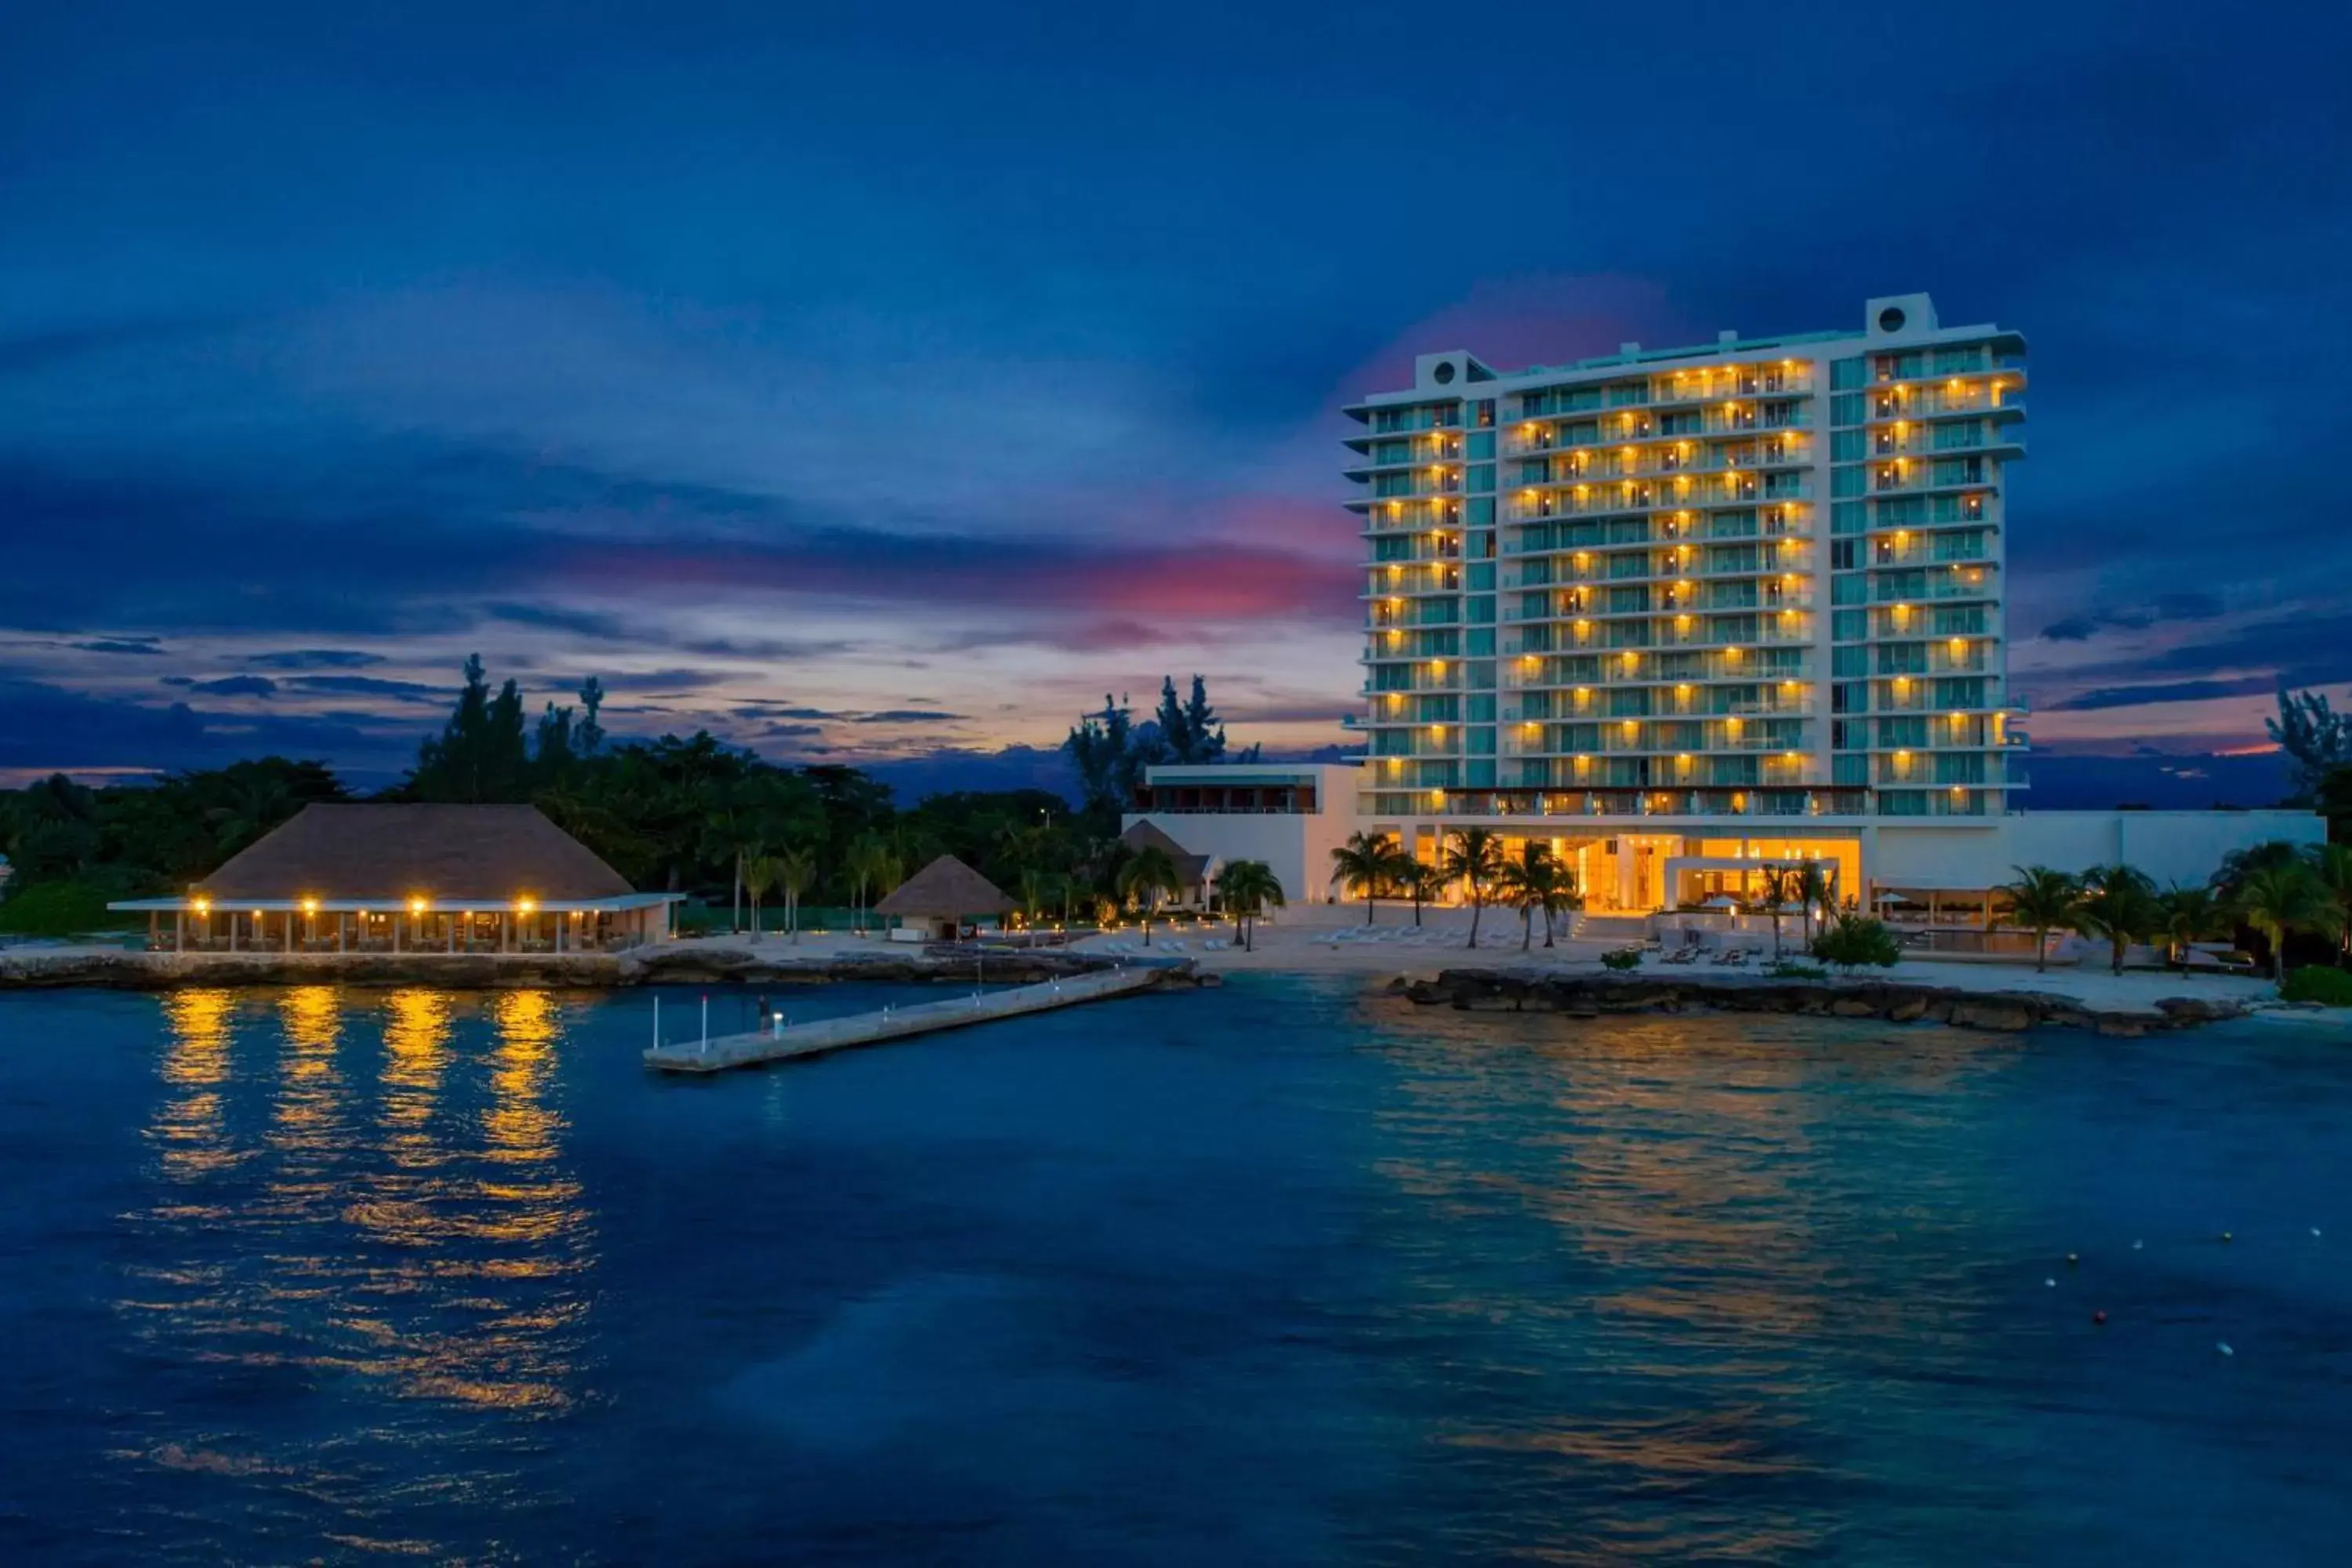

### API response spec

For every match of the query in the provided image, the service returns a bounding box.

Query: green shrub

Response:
[1600,947,1643,971]
[2281,966,2352,1007]
[0,879,142,938]
[1765,960,1830,980]
[1811,913,1901,972]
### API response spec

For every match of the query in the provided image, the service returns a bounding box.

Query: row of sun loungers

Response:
[1094,937,1230,956]
[1656,943,1756,966]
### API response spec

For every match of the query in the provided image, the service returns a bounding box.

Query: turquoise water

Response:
[1,978,2348,1564]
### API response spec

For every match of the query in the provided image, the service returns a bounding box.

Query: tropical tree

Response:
[845,831,891,934]
[1442,827,1505,949]
[2230,859,2342,982]
[1794,860,1835,949]
[775,845,816,942]
[2157,883,2228,967]
[2311,842,2352,962]
[2070,864,2163,976]
[1330,831,1402,925]
[2268,686,2352,797]
[2002,865,2082,973]
[2215,838,2307,895]
[1495,843,1572,950]
[1214,859,1285,951]
[742,851,779,938]
[1755,866,1801,960]
[1118,844,1183,947]
[1017,868,1050,930]
[1399,858,1443,927]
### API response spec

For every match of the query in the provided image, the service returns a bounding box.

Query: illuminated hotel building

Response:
[1340,294,2023,906]
[1125,294,2321,914]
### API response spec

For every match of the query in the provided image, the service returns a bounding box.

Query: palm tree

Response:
[2216,838,2308,895]
[775,845,816,942]
[1017,868,1049,931]
[2157,882,2227,967]
[1533,862,1582,947]
[2311,842,2352,962]
[1756,866,1798,960]
[1495,843,1566,950]
[1442,827,1505,949]
[1794,860,1834,949]
[2002,865,2081,973]
[742,851,780,938]
[1118,844,1183,946]
[2071,864,2163,976]
[2230,859,2341,982]
[1214,859,1284,950]
[1330,831,1401,925]
[845,831,889,935]
[1399,858,1443,927]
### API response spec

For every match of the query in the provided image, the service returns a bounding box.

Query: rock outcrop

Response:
[1398,969,2255,1035]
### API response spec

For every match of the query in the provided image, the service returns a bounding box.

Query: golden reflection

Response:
[121,984,599,1553]
[1358,1000,2021,1561]
[151,989,245,1181]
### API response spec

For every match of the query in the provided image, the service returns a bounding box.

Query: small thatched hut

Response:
[873,855,1016,942]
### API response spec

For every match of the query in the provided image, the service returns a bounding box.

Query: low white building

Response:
[1126,763,2322,917]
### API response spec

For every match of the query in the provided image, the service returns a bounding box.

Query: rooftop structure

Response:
[109,804,681,955]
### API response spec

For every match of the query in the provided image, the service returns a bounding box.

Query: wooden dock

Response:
[642,963,1174,1074]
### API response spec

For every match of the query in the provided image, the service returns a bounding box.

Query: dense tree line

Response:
[0,657,1265,934]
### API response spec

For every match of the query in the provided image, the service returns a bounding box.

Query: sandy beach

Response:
[1058,907,2290,1016]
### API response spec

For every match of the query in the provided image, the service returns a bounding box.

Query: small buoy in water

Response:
[2221,1231,2234,1243]
[2314,1227,2324,1238]
[2066,1253,2080,1267]
[2218,1341,2234,1356]
[2132,1240,2144,1250]
[2092,1310,2107,1326]
[2044,1277,2056,1288]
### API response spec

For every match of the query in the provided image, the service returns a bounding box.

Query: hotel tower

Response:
[1125,294,2318,916]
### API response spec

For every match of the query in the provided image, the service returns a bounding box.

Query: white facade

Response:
[1121,764,1358,909]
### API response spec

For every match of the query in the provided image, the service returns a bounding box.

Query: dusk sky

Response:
[5,1,2349,801]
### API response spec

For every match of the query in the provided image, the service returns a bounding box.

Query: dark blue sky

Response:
[5,1,2348,800]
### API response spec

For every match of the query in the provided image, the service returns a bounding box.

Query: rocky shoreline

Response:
[1395,968,2252,1036]
[0,945,1179,993]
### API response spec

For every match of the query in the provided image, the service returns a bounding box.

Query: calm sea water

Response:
[1,977,2348,1565]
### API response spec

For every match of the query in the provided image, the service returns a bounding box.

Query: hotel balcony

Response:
[1504,476,1809,520]
[1863,571,1994,601]
[1364,406,1465,434]
[1504,437,1812,476]
[1368,466,1465,498]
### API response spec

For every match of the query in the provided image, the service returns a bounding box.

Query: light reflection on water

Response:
[3,976,2339,1563]
[1349,1003,2041,1563]
[114,986,596,1560]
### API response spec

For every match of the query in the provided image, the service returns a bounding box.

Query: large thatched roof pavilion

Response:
[873,855,1014,942]
[109,804,683,956]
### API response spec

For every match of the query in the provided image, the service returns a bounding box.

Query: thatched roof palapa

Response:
[874,855,1015,918]
[1119,820,1210,885]
[197,804,635,901]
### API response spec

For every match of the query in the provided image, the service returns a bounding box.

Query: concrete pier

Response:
[643,963,1177,1074]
